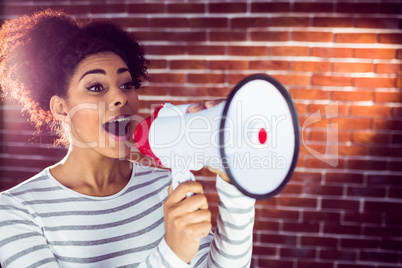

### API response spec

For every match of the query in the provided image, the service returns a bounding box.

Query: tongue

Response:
[105,121,127,137]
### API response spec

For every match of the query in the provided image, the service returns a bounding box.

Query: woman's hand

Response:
[187,99,226,113]
[206,167,230,182]
[163,181,212,263]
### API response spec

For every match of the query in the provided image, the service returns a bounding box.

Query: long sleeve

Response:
[208,175,256,267]
[188,175,256,268]
[0,193,59,268]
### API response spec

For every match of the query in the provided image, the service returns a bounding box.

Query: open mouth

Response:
[103,115,132,142]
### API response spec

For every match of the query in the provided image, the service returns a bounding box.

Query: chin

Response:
[107,139,132,160]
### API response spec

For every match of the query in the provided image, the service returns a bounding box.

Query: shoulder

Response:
[0,169,54,225]
[0,168,58,206]
[0,169,50,197]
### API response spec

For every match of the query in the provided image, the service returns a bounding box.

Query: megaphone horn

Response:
[134,74,300,200]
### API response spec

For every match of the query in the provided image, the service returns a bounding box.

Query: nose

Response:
[109,87,128,110]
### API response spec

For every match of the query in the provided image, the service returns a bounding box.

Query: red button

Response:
[258,128,267,144]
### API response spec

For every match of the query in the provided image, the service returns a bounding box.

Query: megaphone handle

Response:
[171,169,196,197]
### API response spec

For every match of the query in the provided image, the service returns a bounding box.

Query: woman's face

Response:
[64,52,139,159]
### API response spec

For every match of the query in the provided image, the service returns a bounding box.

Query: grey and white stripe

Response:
[0,164,256,267]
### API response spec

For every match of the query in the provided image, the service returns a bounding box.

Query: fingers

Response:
[166,183,208,215]
[163,181,212,262]
[187,98,226,113]
[177,208,211,227]
[207,167,231,183]
[166,181,204,204]
[187,101,206,113]
[178,212,212,238]
[164,189,211,240]
[180,193,209,213]
[166,194,209,217]
[205,98,226,109]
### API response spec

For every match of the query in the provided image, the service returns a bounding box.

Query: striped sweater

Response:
[0,164,255,267]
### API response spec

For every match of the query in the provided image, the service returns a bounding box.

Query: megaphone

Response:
[134,74,300,200]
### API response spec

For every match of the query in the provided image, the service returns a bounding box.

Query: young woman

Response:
[0,10,255,267]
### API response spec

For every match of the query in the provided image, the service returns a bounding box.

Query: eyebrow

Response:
[79,68,130,81]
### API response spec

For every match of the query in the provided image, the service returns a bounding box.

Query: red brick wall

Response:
[1,1,401,267]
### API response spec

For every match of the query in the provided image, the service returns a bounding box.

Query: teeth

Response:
[112,117,130,123]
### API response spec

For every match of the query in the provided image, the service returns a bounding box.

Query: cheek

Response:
[128,91,139,109]
[70,109,100,134]
[66,97,104,125]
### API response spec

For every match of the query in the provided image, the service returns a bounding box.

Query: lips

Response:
[103,115,132,141]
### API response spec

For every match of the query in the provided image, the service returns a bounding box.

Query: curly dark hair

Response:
[0,9,148,144]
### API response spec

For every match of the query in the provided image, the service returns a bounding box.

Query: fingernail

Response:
[204,100,215,108]
[187,103,202,113]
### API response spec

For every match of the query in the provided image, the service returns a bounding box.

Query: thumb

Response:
[207,167,231,183]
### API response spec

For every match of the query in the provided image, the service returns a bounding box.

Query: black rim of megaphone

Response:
[219,74,300,200]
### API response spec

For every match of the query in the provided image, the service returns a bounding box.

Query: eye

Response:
[86,83,104,92]
[120,82,135,91]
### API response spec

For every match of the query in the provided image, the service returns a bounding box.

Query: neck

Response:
[50,146,132,197]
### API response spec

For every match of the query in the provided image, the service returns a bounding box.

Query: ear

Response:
[50,95,69,122]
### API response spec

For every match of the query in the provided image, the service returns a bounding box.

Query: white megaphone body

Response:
[134,74,300,199]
